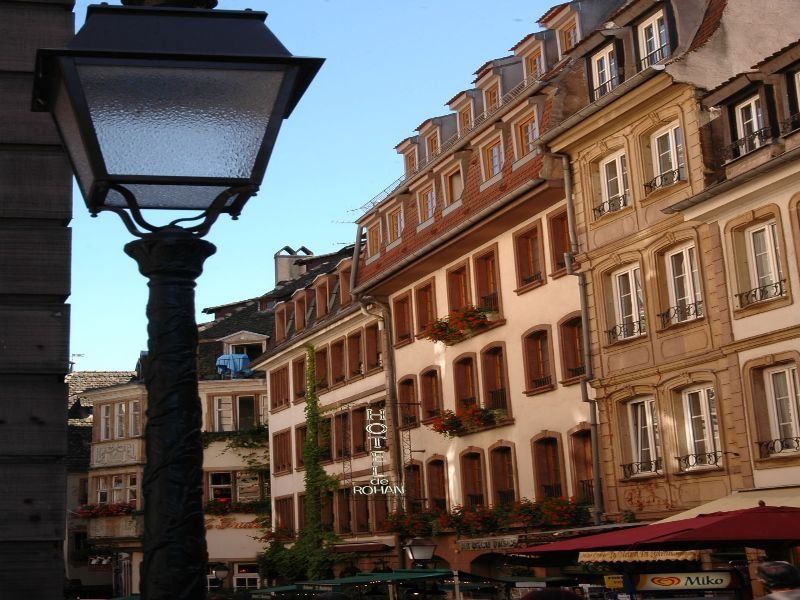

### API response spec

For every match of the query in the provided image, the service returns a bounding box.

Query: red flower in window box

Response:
[423,305,490,345]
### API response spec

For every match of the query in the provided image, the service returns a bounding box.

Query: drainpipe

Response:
[550,151,604,525]
[358,295,406,569]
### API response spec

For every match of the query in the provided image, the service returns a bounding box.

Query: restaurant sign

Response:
[636,572,735,591]
[458,535,520,551]
[353,407,405,495]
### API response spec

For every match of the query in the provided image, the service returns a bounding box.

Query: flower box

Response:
[423,305,493,345]
[426,406,506,437]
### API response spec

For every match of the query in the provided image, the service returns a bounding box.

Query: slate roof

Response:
[198,299,274,341]
[537,2,570,25]
[66,371,137,409]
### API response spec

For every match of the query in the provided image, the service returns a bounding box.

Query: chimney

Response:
[274,246,312,283]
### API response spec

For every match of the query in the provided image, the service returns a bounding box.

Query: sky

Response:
[69,0,553,371]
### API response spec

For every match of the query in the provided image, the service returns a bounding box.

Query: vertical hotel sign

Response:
[353,407,405,495]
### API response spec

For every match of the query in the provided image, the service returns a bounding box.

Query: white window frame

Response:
[598,150,629,215]
[233,563,261,590]
[514,110,539,160]
[127,474,138,506]
[681,386,720,466]
[611,265,646,340]
[213,396,233,432]
[100,405,112,441]
[526,49,544,81]
[638,10,669,68]
[664,243,703,324]
[129,400,141,437]
[765,364,800,446]
[236,395,257,430]
[442,166,464,207]
[209,471,234,501]
[418,186,436,223]
[386,207,404,243]
[111,474,125,503]
[734,95,765,153]
[745,220,783,293]
[96,476,108,504]
[591,44,618,99]
[628,398,661,473]
[481,137,504,181]
[114,402,127,439]
[649,122,684,188]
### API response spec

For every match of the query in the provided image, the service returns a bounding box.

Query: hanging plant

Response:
[423,305,491,344]
[426,405,506,437]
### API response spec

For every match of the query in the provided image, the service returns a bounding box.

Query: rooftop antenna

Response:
[69,353,85,373]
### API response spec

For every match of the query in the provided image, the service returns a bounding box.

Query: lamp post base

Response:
[125,231,216,600]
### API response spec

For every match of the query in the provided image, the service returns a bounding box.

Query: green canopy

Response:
[299,569,453,588]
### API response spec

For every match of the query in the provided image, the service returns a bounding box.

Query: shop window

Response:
[532,437,563,500]
[490,446,516,506]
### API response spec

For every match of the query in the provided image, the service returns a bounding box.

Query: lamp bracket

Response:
[98,184,252,239]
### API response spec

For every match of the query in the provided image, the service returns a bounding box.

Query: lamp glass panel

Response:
[105,184,231,210]
[76,63,284,180]
[53,78,95,199]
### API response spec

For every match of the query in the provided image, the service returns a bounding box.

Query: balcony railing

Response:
[640,45,670,70]
[644,167,683,194]
[496,489,516,506]
[758,436,800,458]
[458,396,477,411]
[781,112,800,135]
[402,413,419,427]
[676,451,723,472]
[530,374,552,389]
[522,271,542,285]
[736,279,786,308]
[723,127,771,161]
[592,74,620,100]
[466,493,485,508]
[593,193,629,218]
[607,318,646,343]
[658,300,704,328]
[487,388,507,410]
[541,483,562,499]
[567,365,586,378]
[479,292,500,312]
[621,457,662,479]
[577,479,594,504]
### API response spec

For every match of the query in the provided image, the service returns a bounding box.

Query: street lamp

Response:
[32,1,322,598]
[404,538,438,568]
[211,563,230,587]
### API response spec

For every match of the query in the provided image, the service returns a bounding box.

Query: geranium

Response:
[204,498,270,515]
[425,406,506,437]
[75,502,136,518]
[423,305,490,344]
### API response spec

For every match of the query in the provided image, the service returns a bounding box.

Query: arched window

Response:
[420,369,442,419]
[490,446,516,506]
[532,436,564,500]
[461,451,486,508]
[482,346,508,411]
[404,463,423,513]
[426,459,447,511]
[398,377,419,427]
[454,356,478,414]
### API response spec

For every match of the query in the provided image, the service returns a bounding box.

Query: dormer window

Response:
[729,95,767,159]
[525,49,544,81]
[294,294,307,332]
[639,10,669,69]
[418,185,436,223]
[387,207,404,244]
[274,304,287,343]
[560,16,579,55]
[485,84,500,113]
[315,279,330,319]
[426,133,439,158]
[458,106,472,134]
[366,223,381,258]
[591,44,619,100]
[404,150,417,175]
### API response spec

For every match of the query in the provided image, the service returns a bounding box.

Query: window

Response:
[661,244,703,327]
[559,316,585,380]
[609,265,646,341]
[336,488,352,533]
[209,472,233,501]
[526,50,544,80]
[339,268,352,306]
[444,167,464,206]
[571,430,594,504]
[677,386,721,470]
[533,437,564,500]
[560,17,579,54]
[404,464,424,513]
[315,348,328,390]
[418,186,436,223]
[474,249,500,312]
[482,138,503,179]
[115,402,127,439]
[592,44,618,99]
[461,452,485,508]
[454,356,478,415]
[292,356,306,399]
[625,398,661,477]
[274,304,287,343]
[320,491,334,531]
[365,322,382,371]
[130,400,141,436]
[458,106,472,133]
[646,123,684,192]
[334,412,351,458]
[731,95,768,158]
[426,133,439,158]
[318,418,332,462]
[347,331,363,377]
[96,477,108,504]
[595,151,629,217]
[270,367,290,410]
[404,150,416,175]
[237,395,257,429]
[398,378,419,427]
[295,425,307,468]
[273,497,295,538]
[295,294,307,331]
[237,471,265,502]
[354,493,370,533]
[420,369,442,420]
[760,365,800,455]
[427,459,447,511]
[315,279,330,319]
[482,346,508,411]
[415,281,436,334]
[373,495,389,532]
[78,477,89,505]
[234,564,260,590]
[447,264,471,311]
[549,210,569,272]
[100,404,112,441]
[331,339,346,384]
[524,329,552,391]
[639,10,669,69]
[352,407,367,453]
[514,223,544,287]
[387,207,404,243]
[366,225,381,258]
[110,474,137,505]
[485,84,500,112]
[516,113,539,158]
[393,293,412,343]
[272,430,292,474]
[737,221,785,307]
[490,446,516,506]
[213,396,233,431]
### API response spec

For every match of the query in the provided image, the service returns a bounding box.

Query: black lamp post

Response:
[32,2,321,598]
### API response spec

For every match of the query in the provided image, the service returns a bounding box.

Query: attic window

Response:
[426,133,439,158]
[526,49,544,81]
[404,151,417,175]
[232,343,264,362]
[560,16,579,55]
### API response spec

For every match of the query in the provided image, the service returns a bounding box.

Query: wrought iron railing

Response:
[487,388,507,410]
[530,374,552,389]
[567,365,586,378]
[577,479,594,504]
[541,483,562,499]
[607,318,647,343]
[459,396,477,411]
[466,493,485,508]
[497,489,516,506]
[644,167,683,194]
[757,436,800,458]
[658,300,704,328]
[592,75,620,100]
[676,451,722,471]
[722,127,771,161]
[621,457,662,479]
[402,413,419,427]
[430,498,447,511]
[781,112,800,135]
[479,292,500,312]
[522,271,542,285]
[736,279,786,308]
[640,45,670,70]
[593,193,629,217]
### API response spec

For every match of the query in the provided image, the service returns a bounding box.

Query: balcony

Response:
[781,112,800,135]
[723,127,771,162]
[592,74,619,101]
[576,479,594,504]
[540,483,562,499]
[621,457,662,479]
[486,388,507,410]
[676,451,722,472]
[529,374,553,390]
[521,271,542,285]
[91,438,144,468]
[567,365,586,378]
[736,279,786,308]
[479,292,500,312]
[658,300,704,328]
[639,45,669,70]
[496,489,516,506]
[88,513,144,544]
[757,436,800,458]
[607,318,646,343]
[644,167,683,194]
[593,193,629,218]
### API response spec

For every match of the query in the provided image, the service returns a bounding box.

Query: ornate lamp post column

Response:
[32,2,322,597]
